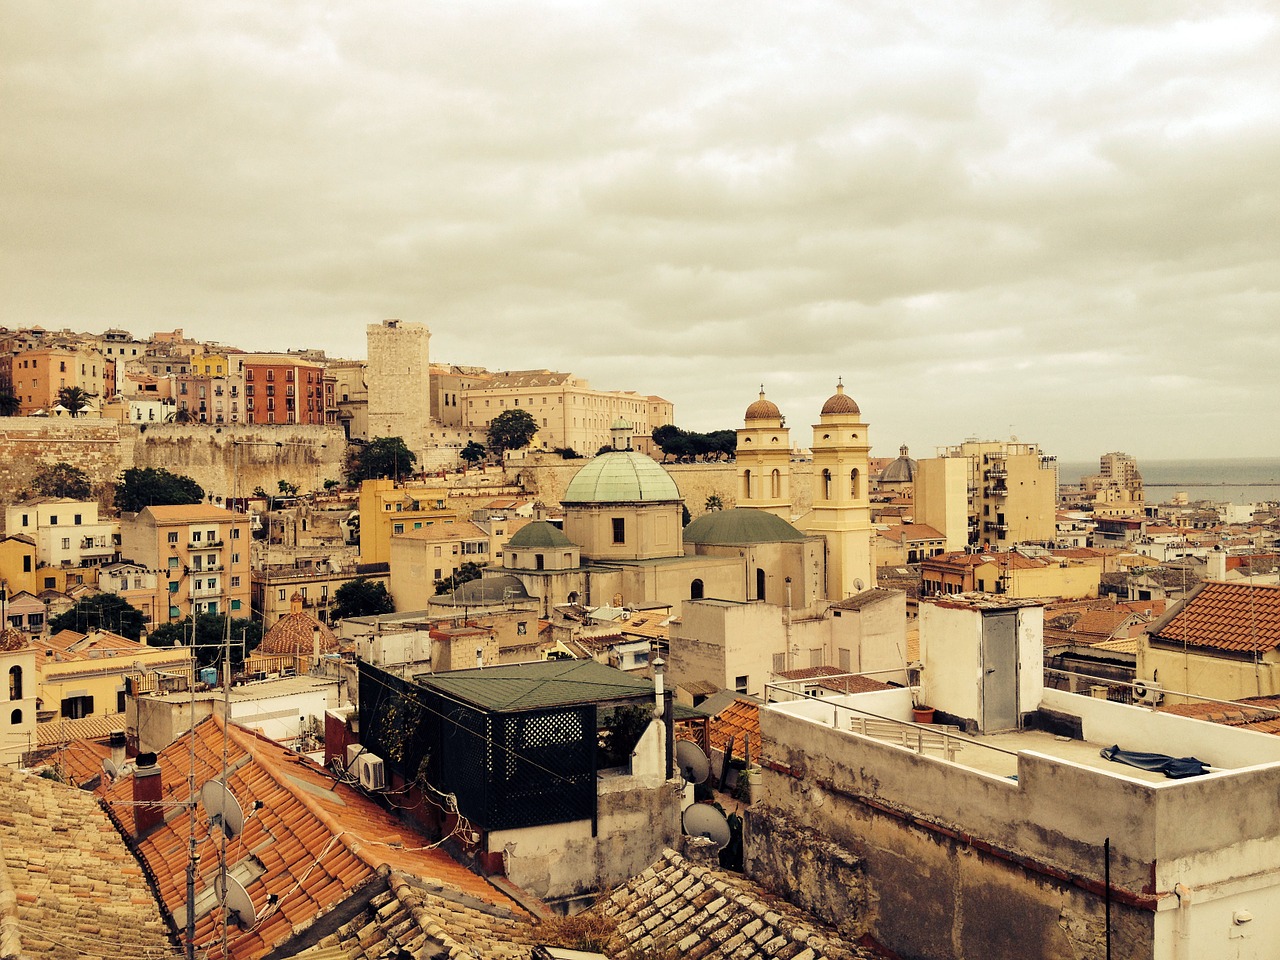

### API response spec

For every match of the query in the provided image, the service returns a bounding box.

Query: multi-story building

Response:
[356,479,458,567]
[95,561,162,628]
[388,515,529,611]
[1082,451,1145,519]
[236,353,329,426]
[4,499,118,571]
[251,561,389,628]
[37,627,190,723]
[118,504,251,623]
[7,344,112,415]
[93,328,147,395]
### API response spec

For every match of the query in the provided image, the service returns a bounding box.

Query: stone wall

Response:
[0,417,133,514]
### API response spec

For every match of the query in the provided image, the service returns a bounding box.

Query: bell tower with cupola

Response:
[801,380,875,598]
[735,387,792,519]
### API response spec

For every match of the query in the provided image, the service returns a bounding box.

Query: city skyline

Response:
[3,2,1278,462]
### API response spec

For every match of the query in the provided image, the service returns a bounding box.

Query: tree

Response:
[31,461,92,500]
[460,441,487,466]
[277,479,300,497]
[332,577,394,620]
[115,467,204,512]
[49,594,147,642]
[346,436,416,485]
[0,393,21,417]
[57,386,90,418]
[434,562,484,596]
[487,409,538,455]
[705,494,724,512]
[147,613,263,668]
[322,478,340,492]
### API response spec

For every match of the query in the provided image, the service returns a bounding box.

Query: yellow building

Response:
[389,516,528,612]
[118,504,251,624]
[735,389,793,518]
[37,627,190,723]
[0,535,40,597]
[921,549,1100,600]
[357,479,458,567]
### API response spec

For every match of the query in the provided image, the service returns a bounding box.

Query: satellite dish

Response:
[215,874,257,929]
[102,757,119,780]
[674,740,710,784]
[201,779,245,840]
[853,578,865,592]
[683,804,731,850]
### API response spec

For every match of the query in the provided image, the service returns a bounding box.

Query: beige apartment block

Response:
[118,504,251,625]
[460,370,673,455]
[913,456,970,552]
[356,478,458,567]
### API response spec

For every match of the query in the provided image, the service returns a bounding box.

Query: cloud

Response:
[1,0,1278,461]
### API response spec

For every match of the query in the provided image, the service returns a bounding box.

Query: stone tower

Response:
[735,388,792,519]
[366,319,431,457]
[801,381,875,598]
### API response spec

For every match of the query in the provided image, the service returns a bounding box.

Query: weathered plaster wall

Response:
[0,418,134,515]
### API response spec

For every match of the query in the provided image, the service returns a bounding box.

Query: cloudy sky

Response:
[3,1,1278,462]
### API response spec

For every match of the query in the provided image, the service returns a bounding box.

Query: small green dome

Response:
[684,508,807,545]
[562,451,681,503]
[508,521,575,548]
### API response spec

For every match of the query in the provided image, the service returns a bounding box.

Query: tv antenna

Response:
[683,803,731,850]
[674,740,710,785]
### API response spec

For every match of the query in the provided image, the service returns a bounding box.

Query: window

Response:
[168,532,179,544]
[10,709,22,724]
[8,666,22,701]
[117,690,126,713]
[74,513,82,525]
[230,576,240,587]
[690,579,704,600]
[231,553,240,564]
[773,653,786,673]
[743,469,751,499]
[232,528,240,539]
[278,589,286,601]
[230,599,241,611]
[44,577,56,589]
[611,518,626,544]
[192,531,201,542]
[61,538,70,550]
[49,515,58,525]
[517,622,528,636]
[822,469,832,499]
[23,556,31,573]
[393,523,404,534]
[735,675,749,694]
[168,557,179,569]
[60,695,95,720]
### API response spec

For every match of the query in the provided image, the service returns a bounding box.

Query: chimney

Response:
[132,752,164,835]
[475,647,484,669]
[312,624,321,671]
[109,730,126,769]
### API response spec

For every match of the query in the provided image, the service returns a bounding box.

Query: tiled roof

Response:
[417,659,654,712]
[0,767,179,959]
[597,848,874,959]
[310,871,537,959]
[138,504,240,523]
[395,520,489,542]
[100,717,522,960]
[828,589,900,612]
[707,698,760,761]
[1160,696,1280,735]
[259,611,339,656]
[35,712,127,748]
[776,667,893,695]
[1148,581,1280,653]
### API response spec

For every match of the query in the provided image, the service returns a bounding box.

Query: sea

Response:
[1058,457,1280,507]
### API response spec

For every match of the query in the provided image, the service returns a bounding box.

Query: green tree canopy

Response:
[0,393,20,417]
[31,461,92,500]
[332,577,394,620]
[434,561,484,596]
[49,594,147,642]
[460,440,487,465]
[147,613,264,668]
[652,424,737,462]
[487,409,538,454]
[116,467,204,512]
[57,386,90,418]
[346,436,416,485]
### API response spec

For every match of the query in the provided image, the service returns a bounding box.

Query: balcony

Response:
[190,539,224,549]
[983,521,1010,533]
[984,466,1008,480]
[190,583,222,600]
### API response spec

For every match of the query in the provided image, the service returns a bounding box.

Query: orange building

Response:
[236,353,330,425]
[7,344,113,415]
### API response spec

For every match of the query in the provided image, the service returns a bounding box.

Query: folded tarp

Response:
[1099,744,1208,779]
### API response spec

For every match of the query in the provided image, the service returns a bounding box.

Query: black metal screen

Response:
[359,662,597,831]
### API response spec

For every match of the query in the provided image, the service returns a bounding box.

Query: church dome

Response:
[684,508,807,545]
[508,521,575,549]
[821,381,860,416]
[879,445,917,483]
[259,595,340,656]
[744,389,782,422]
[562,451,681,503]
[0,627,27,652]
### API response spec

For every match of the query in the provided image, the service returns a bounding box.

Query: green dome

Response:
[508,521,575,548]
[684,508,806,545]
[562,451,681,503]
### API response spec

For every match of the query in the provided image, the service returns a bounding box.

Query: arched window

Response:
[8,666,20,702]
[822,469,832,500]
[770,469,781,498]
[567,591,579,605]
[9,709,20,725]
[850,468,860,499]
[743,470,752,500]
[756,568,766,600]
[690,579,705,600]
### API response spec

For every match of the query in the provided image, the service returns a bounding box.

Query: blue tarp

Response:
[1100,744,1209,779]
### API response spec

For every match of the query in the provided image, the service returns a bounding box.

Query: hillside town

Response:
[2,319,1280,960]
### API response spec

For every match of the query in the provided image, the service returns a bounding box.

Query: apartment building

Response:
[118,504,251,623]
[236,353,329,426]
[4,499,119,571]
[7,344,113,415]
[356,479,458,567]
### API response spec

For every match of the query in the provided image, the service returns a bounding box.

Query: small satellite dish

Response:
[674,740,710,784]
[853,578,865,592]
[215,874,257,929]
[683,804,731,850]
[201,779,245,840]
[102,757,119,780]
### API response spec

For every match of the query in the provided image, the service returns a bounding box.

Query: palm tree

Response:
[0,393,20,417]
[57,386,90,418]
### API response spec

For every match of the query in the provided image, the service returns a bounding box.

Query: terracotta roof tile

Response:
[1149,582,1280,653]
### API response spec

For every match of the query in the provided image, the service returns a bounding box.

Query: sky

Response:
[3,1,1279,463]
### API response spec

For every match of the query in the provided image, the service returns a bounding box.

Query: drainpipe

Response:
[1173,883,1192,960]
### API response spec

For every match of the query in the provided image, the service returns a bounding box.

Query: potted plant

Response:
[911,691,935,724]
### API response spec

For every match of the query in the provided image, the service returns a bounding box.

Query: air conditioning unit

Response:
[1133,680,1164,706]
[345,743,363,771]
[357,753,385,791]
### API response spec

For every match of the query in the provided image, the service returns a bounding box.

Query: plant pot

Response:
[912,706,935,724]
